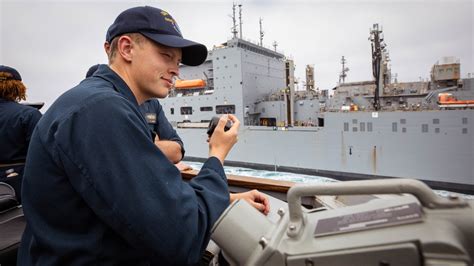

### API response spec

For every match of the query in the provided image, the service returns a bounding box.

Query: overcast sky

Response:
[1,0,472,111]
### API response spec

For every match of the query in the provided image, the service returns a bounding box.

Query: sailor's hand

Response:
[209,114,240,164]
[175,161,193,171]
[230,190,270,215]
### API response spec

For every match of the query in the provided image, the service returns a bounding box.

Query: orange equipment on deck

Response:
[438,93,474,105]
[175,79,206,89]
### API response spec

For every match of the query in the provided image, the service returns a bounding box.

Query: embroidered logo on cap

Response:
[160,10,182,35]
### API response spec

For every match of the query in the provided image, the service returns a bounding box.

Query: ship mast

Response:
[238,4,243,39]
[370,23,389,111]
[259,17,264,46]
[231,3,238,38]
[339,56,349,84]
[306,65,315,91]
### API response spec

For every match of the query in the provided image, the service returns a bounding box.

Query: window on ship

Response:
[200,106,213,112]
[216,105,236,114]
[180,106,193,115]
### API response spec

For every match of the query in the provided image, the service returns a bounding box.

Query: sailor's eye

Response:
[161,53,172,59]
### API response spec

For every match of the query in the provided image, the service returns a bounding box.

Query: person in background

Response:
[18,6,256,265]
[0,65,41,203]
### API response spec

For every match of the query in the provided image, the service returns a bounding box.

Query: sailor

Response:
[19,6,240,265]
[0,65,42,203]
[86,64,270,213]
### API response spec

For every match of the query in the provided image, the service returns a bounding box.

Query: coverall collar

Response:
[94,64,139,107]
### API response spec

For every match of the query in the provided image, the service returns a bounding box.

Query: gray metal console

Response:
[211,179,473,265]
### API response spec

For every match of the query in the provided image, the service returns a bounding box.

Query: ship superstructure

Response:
[159,18,473,193]
[163,37,287,126]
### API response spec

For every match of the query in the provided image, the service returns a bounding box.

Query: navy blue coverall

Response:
[0,99,41,202]
[18,65,230,265]
[140,99,185,160]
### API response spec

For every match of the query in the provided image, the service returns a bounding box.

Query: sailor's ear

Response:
[116,36,134,62]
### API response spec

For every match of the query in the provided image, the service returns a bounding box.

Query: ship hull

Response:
[178,110,474,194]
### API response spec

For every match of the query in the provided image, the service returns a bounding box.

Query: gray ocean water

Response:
[183,161,474,200]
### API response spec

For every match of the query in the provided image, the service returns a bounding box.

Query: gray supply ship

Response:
[160,20,473,194]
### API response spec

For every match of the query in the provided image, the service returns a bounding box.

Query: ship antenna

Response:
[259,17,264,46]
[306,65,315,91]
[238,4,243,39]
[231,3,238,38]
[339,56,349,84]
[272,41,278,52]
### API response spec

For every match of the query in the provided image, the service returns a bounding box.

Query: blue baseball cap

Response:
[0,65,22,81]
[106,6,207,66]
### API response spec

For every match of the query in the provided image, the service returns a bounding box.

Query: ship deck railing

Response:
[180,169,399,210]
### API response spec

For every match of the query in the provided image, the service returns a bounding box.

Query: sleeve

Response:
[54,96,229,265]
[154,100,185,158]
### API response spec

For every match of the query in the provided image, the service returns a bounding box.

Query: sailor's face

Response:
[134,39,181,99]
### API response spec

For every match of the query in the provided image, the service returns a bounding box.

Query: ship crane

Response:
[370,23,389,111]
